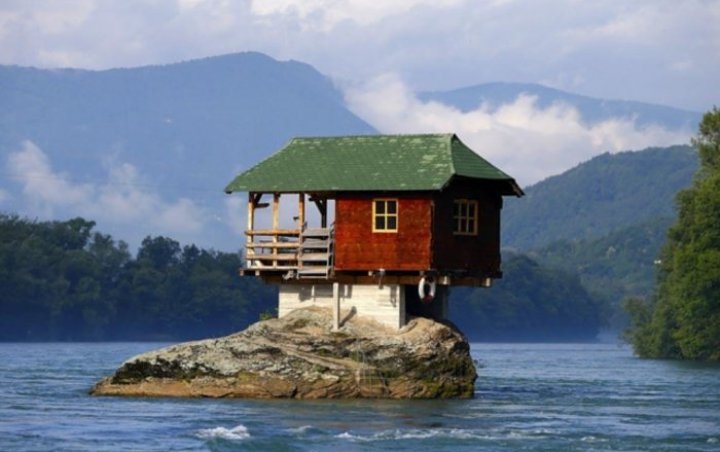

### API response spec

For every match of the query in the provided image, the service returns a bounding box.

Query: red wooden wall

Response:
[334,194,432,271]
[333,180,503,276]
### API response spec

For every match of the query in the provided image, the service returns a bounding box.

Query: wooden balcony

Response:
[242,227,334,279]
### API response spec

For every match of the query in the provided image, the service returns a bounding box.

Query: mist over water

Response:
[1,342,718,451]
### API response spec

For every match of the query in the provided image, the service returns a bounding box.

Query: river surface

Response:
[0,342,718,451]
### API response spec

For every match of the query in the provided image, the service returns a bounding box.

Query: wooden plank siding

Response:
[334,194,432,271]
[431,179,503,276]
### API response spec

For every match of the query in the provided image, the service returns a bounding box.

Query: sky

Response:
[1,0,719,249]
[1,0,718,111]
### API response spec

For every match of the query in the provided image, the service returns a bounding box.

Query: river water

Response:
[0,342,718,451]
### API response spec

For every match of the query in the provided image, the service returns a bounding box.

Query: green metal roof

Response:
[224,133,523,196]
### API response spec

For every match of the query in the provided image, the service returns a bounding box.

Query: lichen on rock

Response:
[90,306,477,399]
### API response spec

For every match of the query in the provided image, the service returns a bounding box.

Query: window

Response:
[373,199,398,232]
[453,199,478,235]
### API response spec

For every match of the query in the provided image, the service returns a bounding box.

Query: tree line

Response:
[624,107,720,361]
[452,253,605,342]
[0,214,607,342]
[0,215,275,341]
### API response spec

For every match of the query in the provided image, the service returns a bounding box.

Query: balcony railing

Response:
[244,227,333,279]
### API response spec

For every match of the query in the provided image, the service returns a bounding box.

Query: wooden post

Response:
[272,193,280,268]
[332,282,340,331]
[298,193,305,230]
[247,192,256,265]
[315,199,327,228]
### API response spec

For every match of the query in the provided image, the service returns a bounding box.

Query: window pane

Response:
[387,216,397,230]
[387,200,397,214]
[375,200,385,214]
[375,216,385,230]
[468,202,476,217]
[467,219,475,233]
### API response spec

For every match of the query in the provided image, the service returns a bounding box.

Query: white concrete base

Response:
[278,283,406,329]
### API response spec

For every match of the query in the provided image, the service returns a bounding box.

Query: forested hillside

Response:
[530,217,673,327]
[451,254,605,342]
[625,108,720,361]
[496,145,699,332]
[0,214,604,342]
[0,214,275,341]
[502,145,697,250]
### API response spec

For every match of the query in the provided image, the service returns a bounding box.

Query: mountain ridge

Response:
[0,52,376,248]
[420,82,701,129]
[0,51,699,250]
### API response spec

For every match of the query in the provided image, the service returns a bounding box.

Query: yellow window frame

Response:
[372,198,398,233]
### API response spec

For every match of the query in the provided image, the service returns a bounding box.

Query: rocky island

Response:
[91,307,477,399]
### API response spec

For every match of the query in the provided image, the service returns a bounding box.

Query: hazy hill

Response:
[528,217,674,326]
[502,145,698,251]
[1,53,699,253]
[0,55,373,188]
[420,82,701,129]
[0,52,375,248]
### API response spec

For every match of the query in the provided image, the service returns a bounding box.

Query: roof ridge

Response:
[290,132,455,141]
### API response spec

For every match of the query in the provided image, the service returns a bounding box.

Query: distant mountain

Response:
[0,52,374,248]
[0,51,374,189]
[420,82,701,130]
[502,145,698,251]
[1,54,700,252]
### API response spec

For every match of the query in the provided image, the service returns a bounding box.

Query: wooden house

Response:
[225,134,523,329]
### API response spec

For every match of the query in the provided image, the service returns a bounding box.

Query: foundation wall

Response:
[278,283,406,329]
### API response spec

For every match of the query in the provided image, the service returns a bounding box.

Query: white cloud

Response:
[0,1,94,34]
[250,0,464,31]
[6,141,206,240]
[224,196,246,236]
[0,1,717,110]
[345,74,691,186]
[7,141,94,213]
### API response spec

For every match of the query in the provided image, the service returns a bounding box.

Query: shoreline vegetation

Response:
[0,215,276,342]
[623,107,720,361]
[0,213,604,343]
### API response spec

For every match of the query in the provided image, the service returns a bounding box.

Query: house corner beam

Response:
[298,193,305,230]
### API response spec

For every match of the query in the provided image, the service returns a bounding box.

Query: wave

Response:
[285,425,317,435]
[335,427,545,442]
[196,424,250,441]
[581,435,609,443]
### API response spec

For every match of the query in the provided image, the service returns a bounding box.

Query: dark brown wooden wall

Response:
[334,194,432,271]
[431,179,502,275]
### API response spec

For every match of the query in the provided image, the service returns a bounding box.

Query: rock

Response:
[90,306,477,399]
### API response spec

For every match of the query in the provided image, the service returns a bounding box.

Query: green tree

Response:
[626,107,720,360]
[0,217,278,341]
[451,254,606,341]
